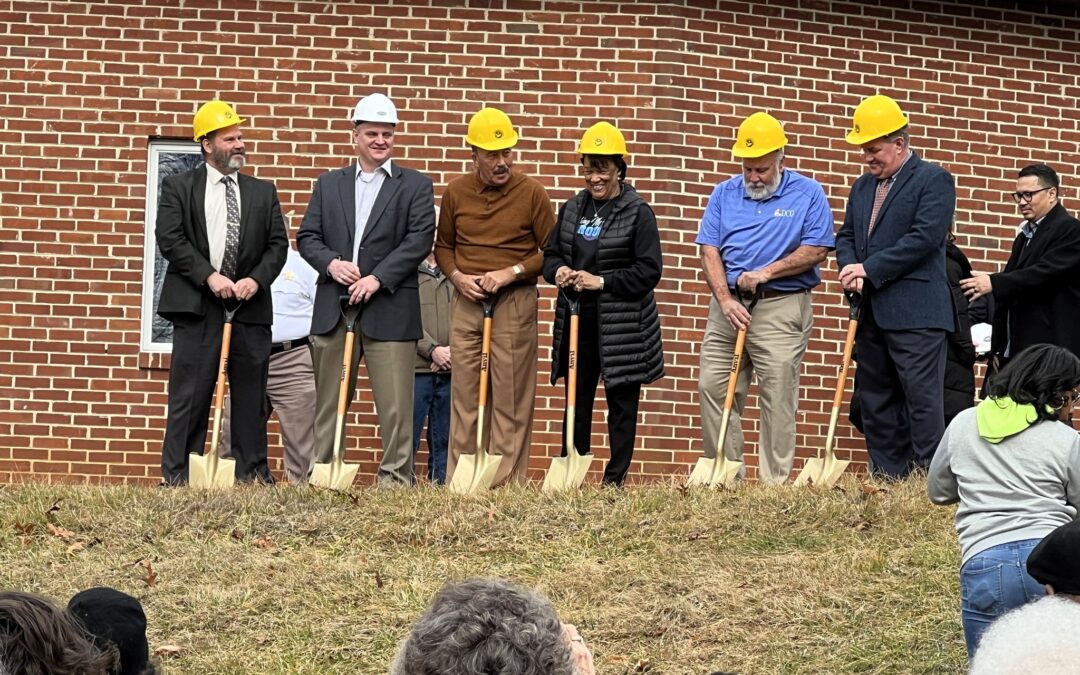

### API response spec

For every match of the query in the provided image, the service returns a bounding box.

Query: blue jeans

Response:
[412,372,450,484]
[960,539,1045,657]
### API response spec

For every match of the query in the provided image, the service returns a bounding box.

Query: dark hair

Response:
[1019,163,1060,190]
[987,344,1080,421]
[0,591,119,675]
[884,125,910,147]
[580,154,627,181]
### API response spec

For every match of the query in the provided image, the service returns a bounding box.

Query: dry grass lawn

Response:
[0,476,966,674]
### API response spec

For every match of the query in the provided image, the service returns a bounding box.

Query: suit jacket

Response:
[990,202,1080,359]
[297,162,436,339]
[155,165,288,325]
[836,153,955,331]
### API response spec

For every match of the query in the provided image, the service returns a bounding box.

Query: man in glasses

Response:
[960,164,1080,373]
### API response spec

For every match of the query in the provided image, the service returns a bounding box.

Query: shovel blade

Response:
[188,453,236,489]
[567,451,594,489]
[310,460,360,490]
[448,450,501,495]
[686,455,741,488]
[541,455,571,493]
[792,458,824,487]
[814,454,850,489]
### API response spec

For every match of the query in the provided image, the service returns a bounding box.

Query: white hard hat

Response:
[351,93,398,125]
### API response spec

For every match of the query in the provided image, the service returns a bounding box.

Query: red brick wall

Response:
[1,0,1078,484]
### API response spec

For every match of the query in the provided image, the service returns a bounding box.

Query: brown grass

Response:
[0,476,965,674]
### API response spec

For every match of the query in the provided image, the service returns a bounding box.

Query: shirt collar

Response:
[881,151,913,184]
[1021,214,1048,238]
[356,158,393,179]
[205,163,234,185]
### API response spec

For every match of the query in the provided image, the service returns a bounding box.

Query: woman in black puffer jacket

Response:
[542,122,664,486]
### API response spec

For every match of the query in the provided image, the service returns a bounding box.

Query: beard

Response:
[745,172,782,200]
[211,146,246,172]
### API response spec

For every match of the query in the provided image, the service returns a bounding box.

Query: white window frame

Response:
[140,140,203,353]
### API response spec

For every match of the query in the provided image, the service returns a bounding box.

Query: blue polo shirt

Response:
[696,169,835,292]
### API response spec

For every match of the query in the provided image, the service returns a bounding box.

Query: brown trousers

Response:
[446,284,538,487]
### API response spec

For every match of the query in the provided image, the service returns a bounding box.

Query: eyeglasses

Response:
[1011,187,1053,203]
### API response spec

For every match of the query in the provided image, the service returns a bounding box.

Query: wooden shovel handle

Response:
[832,319,859,410]
[207,319,234,456]
[723,328,748,412]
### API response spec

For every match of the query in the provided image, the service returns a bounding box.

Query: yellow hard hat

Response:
[193,100,244,142]
[846,94,908,146]
[578,121,628,156]
[466,107,518,151]
[732,112,787,158]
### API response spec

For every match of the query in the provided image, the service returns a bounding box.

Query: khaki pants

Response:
[312,317,416,486]
[697,291,813,484]
[446,285,538,487]
[220,344,317,482]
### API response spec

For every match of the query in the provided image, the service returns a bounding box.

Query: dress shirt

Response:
[204,163,242,272]
[353,159,392,264]
[271,247,318,343]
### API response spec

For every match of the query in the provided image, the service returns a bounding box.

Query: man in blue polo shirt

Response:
[696,112,835,484]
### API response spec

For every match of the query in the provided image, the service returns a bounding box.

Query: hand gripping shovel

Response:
[542,292,594,492]
[448,298,502,495]
[687,291,760,488]
[310,297,362,490]
[189,302,240,488]
[794,291,861,488]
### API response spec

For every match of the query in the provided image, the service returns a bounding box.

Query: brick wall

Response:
[1,0,1078,484]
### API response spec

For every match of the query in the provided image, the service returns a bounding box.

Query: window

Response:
[140,140,203,352]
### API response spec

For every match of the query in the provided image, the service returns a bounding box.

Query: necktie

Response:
[221,175,240,279]
[866,178,892,236]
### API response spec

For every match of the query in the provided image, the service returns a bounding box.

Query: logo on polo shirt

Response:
[774,208,796,217]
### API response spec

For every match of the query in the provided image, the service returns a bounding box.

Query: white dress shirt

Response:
[353,159,392,264]
[203,163,242,272]
[271,247,318,343]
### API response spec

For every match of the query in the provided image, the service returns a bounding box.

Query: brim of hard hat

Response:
[845,125,904,146]
[195,118,245,142]
[732,143,785,159]
[471,132,519,151]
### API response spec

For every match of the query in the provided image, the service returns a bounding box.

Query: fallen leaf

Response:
[141,560,157,587]
[231,529,245,540]
[676,483,690,497]
[153,645,182,659]
[861,482,888,495]
[14,522,34,536]
[375,570,384,589]
[47,523,75,540]
[251,537,274,549]
[686,530,709,541]
[66,542,85,555]
[485,508,496,522]
[255,634,269,645]
[634,658,652,673]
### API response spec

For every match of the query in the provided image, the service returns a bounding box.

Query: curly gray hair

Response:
[389,578,576,675]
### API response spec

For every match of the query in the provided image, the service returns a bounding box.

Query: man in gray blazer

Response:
[297,93,436,486]
[836,94,956,479]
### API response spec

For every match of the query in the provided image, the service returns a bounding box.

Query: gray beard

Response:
[745,181,779,200]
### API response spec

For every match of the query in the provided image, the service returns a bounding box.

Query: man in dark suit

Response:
[960,164,1080,368]
[836,94,956,479]
[297,93,436,487]
[156,100,288,485]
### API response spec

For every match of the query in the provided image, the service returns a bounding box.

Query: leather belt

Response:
[270,336,311,355]
[728,288,809,300]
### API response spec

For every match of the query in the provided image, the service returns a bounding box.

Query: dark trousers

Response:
[161,312,272,485]
[559,305,642,486]
[412,371,450,484]
[853,304,946,479]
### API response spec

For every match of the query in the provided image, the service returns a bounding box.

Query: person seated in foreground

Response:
[389,577,594,675]
[967,595,1080,674]
[67,587,157,675]
[1026,517,1080,601]
[0,589,119,675]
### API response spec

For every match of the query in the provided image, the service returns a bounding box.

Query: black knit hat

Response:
[1027,519,1080,595]
[67,587,150,675]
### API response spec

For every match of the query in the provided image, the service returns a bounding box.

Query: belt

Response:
[270,336,311,355]
[728,288,809,300]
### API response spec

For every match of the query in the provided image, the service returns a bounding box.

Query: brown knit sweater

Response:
[434,171,555,282]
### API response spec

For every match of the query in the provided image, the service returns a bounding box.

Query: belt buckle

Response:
[280,339,293,351]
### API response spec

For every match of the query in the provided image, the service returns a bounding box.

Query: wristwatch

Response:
[512,264,524,279]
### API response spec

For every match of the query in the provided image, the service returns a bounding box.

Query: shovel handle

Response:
[207,315,235,464]
[724,328,748,411]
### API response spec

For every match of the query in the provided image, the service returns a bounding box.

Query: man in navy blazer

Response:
[836,95,956,478]
[156,100,288,485]
[961,164,1080,368]
[297,93,436,486]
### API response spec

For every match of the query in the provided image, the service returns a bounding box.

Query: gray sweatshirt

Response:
[928,407,1080,564]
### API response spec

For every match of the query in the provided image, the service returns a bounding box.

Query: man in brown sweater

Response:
[434,107,556,487]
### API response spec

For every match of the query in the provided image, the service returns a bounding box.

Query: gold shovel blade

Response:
[792,458,825,487]
[188,453,236,489]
